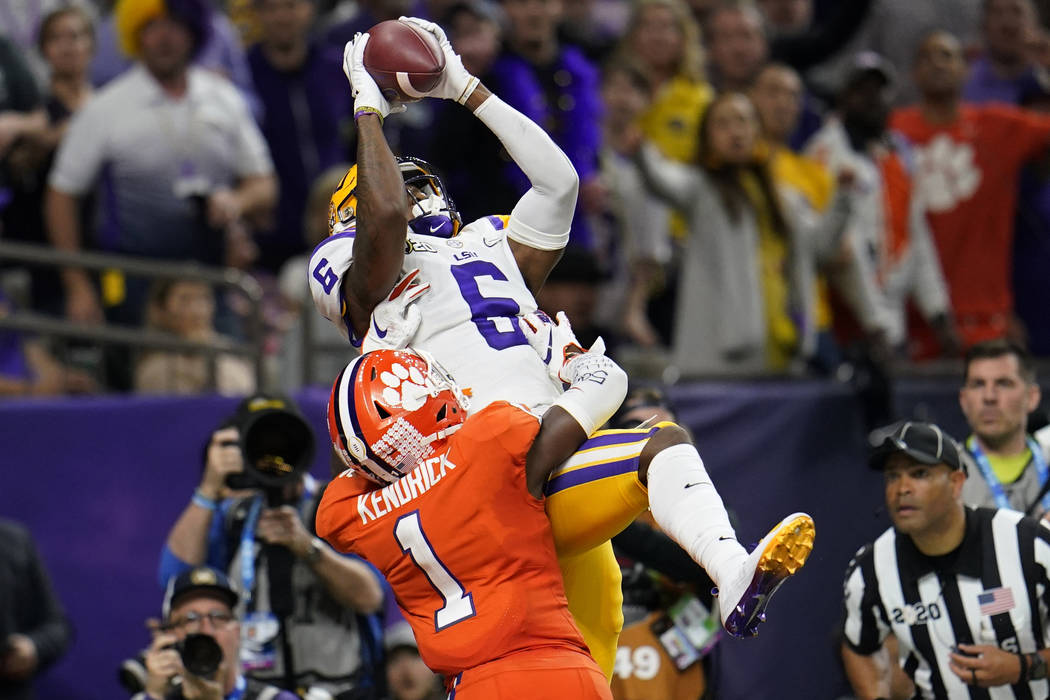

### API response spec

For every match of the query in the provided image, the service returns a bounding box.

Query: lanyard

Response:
[238,496,264,603]
[967,436,1050,512]
[226,674,246,700]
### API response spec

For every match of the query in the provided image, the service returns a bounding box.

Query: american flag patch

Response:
[978,587,1015,616]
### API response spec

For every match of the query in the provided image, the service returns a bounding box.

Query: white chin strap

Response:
[411,193,449,219]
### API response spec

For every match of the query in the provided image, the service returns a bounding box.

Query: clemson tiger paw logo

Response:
[379,362,428,410]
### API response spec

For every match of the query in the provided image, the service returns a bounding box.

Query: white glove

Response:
[362,269,430,352]
[399,16,480,104]
[343,33,405,120]
[519,310,606,385]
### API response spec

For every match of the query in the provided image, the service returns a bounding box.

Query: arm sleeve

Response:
[637,143,703,211]
[0,38,41,111]
[841,547,888,655]
[906,195,951,320]
[471,95,579,250]
[783,184,852,259]
[1000,105,1050,165]
[20,532,71,669]
[47,100,109,195]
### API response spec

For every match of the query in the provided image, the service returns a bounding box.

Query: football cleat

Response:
[714,512,815,638]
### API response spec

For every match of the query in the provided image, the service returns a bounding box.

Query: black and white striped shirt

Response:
[842,507,1050,699]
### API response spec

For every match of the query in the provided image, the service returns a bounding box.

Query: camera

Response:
[117,634,223,694]
[219,395,315,506]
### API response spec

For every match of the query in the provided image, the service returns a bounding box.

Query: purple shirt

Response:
[488,45,602,249]
[247,42,353,269]
[963,55,1043,105]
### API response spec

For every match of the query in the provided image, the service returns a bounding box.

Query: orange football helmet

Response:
[328,349,469,484]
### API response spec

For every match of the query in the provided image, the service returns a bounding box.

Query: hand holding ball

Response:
[362,20,446,102]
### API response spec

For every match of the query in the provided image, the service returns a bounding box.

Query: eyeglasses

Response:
[167,610,235,633]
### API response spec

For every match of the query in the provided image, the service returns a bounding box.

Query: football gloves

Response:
[362,269,430,353]
[399,16,480,104]
[519,310,606,386]
[344,32,405,120]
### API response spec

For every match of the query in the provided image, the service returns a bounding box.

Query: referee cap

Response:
[869,421,965,473]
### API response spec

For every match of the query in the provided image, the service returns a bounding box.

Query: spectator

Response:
[248,0,353,272]
[590,59,673,349]
[841,421,1050,698]
[759,0,875,77]
[276,164,356,390]
[91,0,260,116]
[381,622,443,700]
[157,399,385,697]
[704,0,823,148]
[704,1,768,93]
[806,53,959,360]
[134,279,256,396]
[2,4,95,316]
[965,0,1049,105]
[615,0,710,344]
[0,290,97,397]
[485,0,603,249]
[0,518,72,700]
[804,0,982,106]
[638,91,851,375]
[0,36,46,231]
[1014,85,1050,356]
[750,61,847,372]
[46,0,277,328]
[891,30,1050,354]
[133,566,297,700]
[959,339,1050,518]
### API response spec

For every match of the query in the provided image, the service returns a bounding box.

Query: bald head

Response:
[913,30,967,102]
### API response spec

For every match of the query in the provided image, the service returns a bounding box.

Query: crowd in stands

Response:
[1,0,1050,394]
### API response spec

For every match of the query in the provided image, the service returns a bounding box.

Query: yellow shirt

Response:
[769,146,836,329]
[741,171,797,369]
[988,448,1033,484]
[638,76,713,240]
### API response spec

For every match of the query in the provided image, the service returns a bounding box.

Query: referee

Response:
[841,421,1050,699]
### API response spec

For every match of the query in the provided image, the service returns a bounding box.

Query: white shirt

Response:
[50,65,273,257]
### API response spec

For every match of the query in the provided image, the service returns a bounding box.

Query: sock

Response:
[646,444,748,588]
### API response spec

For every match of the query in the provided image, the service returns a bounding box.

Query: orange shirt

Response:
[316,402,588,678]
[890,104,1050,341]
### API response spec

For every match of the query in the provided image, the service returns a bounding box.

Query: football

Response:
[363,20,445,103]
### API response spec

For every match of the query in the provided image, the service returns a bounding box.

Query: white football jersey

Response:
[309,215,560,413]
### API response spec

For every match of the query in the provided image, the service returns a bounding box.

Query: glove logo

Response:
[379,362,429,411]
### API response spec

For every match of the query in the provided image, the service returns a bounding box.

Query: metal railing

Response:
[0,241,266,390]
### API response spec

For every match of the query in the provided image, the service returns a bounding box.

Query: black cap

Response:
[869,421,965,473]
[162,566,239,619]
[842,51,896,92]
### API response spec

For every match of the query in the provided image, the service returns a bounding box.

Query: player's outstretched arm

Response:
[341,34,410,339]
[526,351,627,498]
[400,17,578,293]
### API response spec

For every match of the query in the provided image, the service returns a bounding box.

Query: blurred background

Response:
[2,0,1050,698]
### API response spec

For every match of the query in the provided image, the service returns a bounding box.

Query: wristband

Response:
[354,106,384,124]
[192,488,219,511]
[1019,652,1029,683]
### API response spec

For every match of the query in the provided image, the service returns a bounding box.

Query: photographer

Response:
[157,395,385,698]
[136,566,296,700]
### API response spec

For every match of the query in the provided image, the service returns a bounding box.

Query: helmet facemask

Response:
[400,159,462,238]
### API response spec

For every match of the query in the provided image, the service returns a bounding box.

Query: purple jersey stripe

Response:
[576,427,661,452]
[545,457,640,496]
[486,215,505,230]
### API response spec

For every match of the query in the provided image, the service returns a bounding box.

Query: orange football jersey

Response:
[316,402,590,677]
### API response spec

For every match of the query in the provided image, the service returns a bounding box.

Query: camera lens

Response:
[178,633,223,678]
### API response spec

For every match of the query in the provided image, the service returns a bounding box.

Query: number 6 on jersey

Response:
[394,511,476,631]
